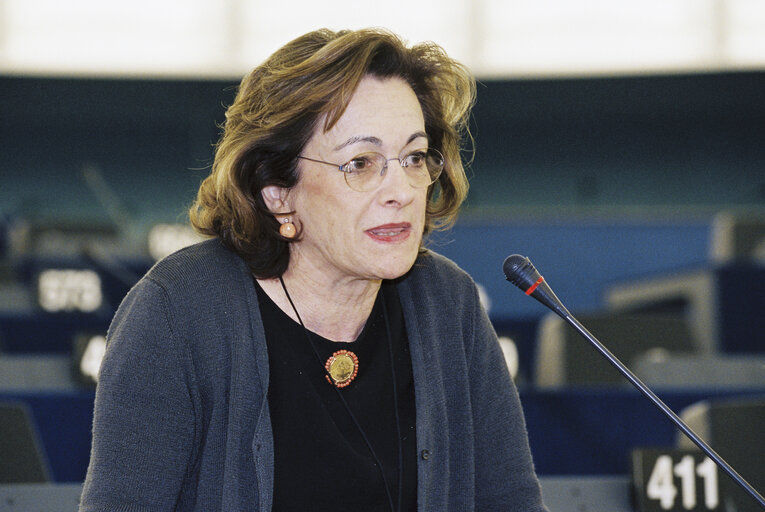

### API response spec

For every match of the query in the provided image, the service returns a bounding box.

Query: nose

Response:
[378,159,416,205]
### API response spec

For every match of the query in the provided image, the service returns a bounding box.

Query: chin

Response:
[374,254,419,280]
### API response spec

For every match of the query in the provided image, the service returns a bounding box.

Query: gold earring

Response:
[279,218,296,239]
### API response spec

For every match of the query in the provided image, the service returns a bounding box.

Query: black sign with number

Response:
[631,448,721,511]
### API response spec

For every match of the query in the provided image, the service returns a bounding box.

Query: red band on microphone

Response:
[525,276,545,296]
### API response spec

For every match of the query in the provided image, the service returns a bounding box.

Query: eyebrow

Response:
[333,131,428,152]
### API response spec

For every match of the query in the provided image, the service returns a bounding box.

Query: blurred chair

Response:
[710,211,765,264]
[632,352,765,389]
[605,263,765,355]
[604,269,718,353]
[678,397,765,512]
[535,312,695,387]
[0,402,50,483]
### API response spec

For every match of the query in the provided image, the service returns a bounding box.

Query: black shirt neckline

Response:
[255,279,418,512]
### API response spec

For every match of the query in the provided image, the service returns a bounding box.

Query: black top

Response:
[256,280,418,512]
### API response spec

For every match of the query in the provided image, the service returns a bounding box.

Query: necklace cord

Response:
[278,276,402,512]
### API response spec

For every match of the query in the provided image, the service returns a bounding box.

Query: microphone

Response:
[502,255,568,318]
[502,254,765,509]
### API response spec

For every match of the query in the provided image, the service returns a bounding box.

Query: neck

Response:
[257,264,381,343]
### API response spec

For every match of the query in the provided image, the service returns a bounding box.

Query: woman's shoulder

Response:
[141,238,249,298]
[400,249,477,302]
[115,238,256,348]
[408,249,474,285]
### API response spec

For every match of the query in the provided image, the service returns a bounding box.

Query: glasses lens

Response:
[342,149,444,191]
[424,148,444,185]
[397,148,444,189]
[343,153,386,192]
[409,148,444,188]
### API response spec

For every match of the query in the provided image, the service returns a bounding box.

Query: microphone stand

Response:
[503,254,765,509]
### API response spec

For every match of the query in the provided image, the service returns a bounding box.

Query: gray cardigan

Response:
[80,239,547,511]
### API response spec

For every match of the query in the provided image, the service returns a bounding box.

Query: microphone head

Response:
[502,254,541,289]
[502,254,569,318]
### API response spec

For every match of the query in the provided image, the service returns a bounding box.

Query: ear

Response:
[261,185,290,215]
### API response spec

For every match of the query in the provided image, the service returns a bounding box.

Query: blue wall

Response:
[431,218,710,319]
[2,72,765,226]
[467,72,765,209]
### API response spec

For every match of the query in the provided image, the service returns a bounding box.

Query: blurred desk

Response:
[540,475,631,512]
[521,387,765,476]
[4,388,765,483]
[0,477,632,511]
[0,483,82,511]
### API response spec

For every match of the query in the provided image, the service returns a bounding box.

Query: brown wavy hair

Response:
[189,28,475,278]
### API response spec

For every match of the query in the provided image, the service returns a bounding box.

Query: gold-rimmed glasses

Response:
[298,148,444,192]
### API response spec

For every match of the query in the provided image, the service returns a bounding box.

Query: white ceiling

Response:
[1,0,764,79]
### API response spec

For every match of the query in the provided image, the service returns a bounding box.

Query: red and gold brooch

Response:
[324,350,359,388]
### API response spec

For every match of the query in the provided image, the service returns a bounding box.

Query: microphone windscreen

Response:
[502,254,568,318]
[502,254,540,290]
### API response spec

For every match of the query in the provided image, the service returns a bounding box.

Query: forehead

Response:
[318,76,426,149]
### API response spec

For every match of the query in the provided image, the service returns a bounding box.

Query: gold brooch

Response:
[324,350,359,388]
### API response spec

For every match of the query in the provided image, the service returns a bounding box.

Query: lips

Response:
[365,223,412,242]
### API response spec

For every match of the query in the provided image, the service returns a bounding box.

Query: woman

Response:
[80,28,548,512]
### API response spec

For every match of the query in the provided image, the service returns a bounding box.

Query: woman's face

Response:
[287,75,429,284]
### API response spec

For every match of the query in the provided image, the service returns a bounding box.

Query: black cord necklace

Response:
[278,276,404,512]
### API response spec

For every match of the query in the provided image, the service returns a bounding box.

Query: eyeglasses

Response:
[298,148,444,192]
